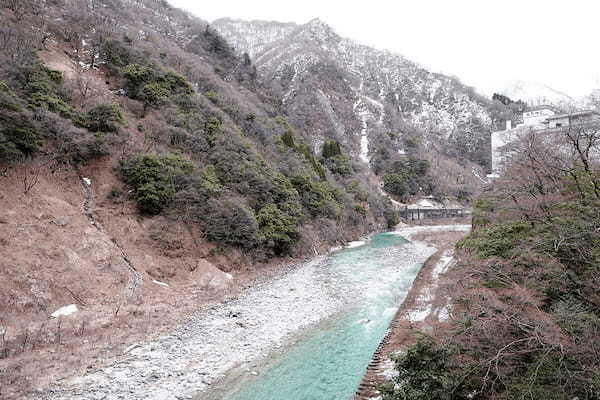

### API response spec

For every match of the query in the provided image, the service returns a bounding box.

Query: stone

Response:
[54,217,71,227]
[50,304,78,318]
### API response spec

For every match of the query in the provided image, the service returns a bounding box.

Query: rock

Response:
[195,259,234,291]
[82,177,92,186]
[50,304,78,318]
[54,217,71,227]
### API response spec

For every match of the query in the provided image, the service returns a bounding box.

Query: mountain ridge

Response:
[214,17,499,195]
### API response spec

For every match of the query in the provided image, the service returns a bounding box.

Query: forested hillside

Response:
[0,1,396,396]
[214,18,515,201]
[381,125,600,399]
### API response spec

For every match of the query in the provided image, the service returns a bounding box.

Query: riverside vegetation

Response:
[381,126,600,399]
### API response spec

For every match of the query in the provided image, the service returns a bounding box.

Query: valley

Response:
[1,1,599,399]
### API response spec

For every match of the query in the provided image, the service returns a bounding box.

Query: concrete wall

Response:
[547,116,570,128]
[491,127,529,173]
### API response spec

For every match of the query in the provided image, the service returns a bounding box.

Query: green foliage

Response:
[85,103,126,133]
[459,221,532,259]
[384,207,400,229]
[159,71,193,95]
[19,62,79,120]
[0,81,22,112]
[354,204,367,217]
[297,143,327,181]
[204,116,221,146]
[471,198,493,227]
[122,64,194,110]
[276,117,327,180]
[321,140,353,176]
[122,64,154,89]
[0,80,42,160]
[291,175,341,219]
[198,165,222,196]
[204,90,219,104]
[0,112,41,159]
[321,140,342,159]
[383,173,409,198]
[101,39,137,68]
[202,198,260,248]
[381,158,432,200]
[121,153,194,214]
[257,203,300,255]
[280,130,295,148]
[141,82,170,108]
[381,337,462,400]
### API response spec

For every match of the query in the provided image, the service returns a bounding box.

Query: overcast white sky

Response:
[168,0,600,98]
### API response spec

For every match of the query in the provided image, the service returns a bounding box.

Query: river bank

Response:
[353,224,471,400]
[31,223,469,400]
[34,227,442,400]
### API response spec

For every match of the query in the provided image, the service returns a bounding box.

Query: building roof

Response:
[545,110,600,120]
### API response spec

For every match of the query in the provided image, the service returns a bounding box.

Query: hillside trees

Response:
[384,125,600,399]
[0,0,393,259]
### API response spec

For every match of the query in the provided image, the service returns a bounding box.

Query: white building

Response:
[519,106,556,127]
[544,110,600,129]
[489,108,600,176]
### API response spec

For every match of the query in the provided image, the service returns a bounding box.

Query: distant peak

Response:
[306,18,327,26]
[298,18,338,42]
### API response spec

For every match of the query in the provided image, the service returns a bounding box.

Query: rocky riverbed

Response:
[37,226,466,400]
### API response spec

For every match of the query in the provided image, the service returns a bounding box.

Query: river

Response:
[45,226,471,400]
[201,232,438,400]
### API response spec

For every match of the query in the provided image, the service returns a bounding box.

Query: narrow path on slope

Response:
[80,176,141,299]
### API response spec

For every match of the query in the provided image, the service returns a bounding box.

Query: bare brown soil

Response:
[353,224,470,399]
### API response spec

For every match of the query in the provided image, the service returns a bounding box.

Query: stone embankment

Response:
[353,225,470,400]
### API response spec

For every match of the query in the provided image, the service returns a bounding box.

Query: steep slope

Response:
[214,18,499,196]
[0,2,397,398]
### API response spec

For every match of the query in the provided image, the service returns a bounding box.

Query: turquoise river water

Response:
[216,232,432,400]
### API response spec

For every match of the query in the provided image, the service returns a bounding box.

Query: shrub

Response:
[291,175,341,218]
[122,64,194,111]
[0,81,22,112]
[381,337,462,400]
[323,154,353,176]
[205,90,219,104]
[459,221,532,259]
[121,153,194,214]
[141,82,170,109]
[202,198,260,248]
[321,140,342,159]
[383,173,409,199]
[354,204,367,217]
[0,111,42,159]
[198,165,222,196]
[122,64,154,92]
[257,203,300,255]
[384,207,400,228]
[101,39,138,69]
[86,103,126,133]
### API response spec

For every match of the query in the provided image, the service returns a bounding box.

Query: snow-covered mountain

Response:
[213,18,496,182]
[499,80,576,108]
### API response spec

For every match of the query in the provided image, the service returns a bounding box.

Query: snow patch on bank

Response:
[393,224,471,241]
